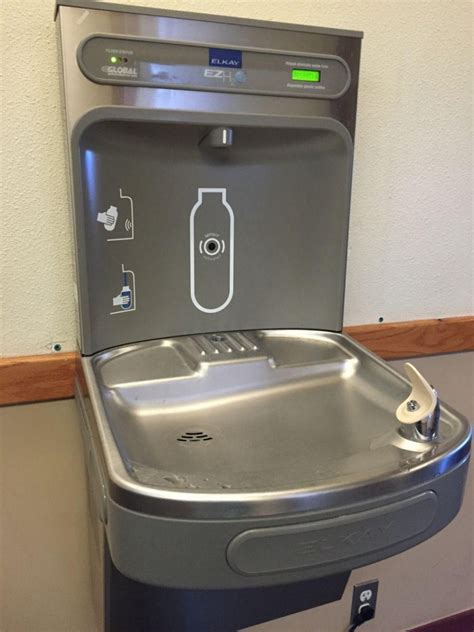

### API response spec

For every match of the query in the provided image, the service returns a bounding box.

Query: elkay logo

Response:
[209,48,242,68]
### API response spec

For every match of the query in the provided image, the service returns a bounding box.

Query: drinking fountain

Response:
[55,2,471,630]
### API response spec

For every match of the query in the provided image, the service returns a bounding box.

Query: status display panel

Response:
[292,69,321,82]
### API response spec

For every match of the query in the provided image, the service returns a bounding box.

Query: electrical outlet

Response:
[350,580,378,625]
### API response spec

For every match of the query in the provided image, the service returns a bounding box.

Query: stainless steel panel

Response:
[57,3,362,353]
[57,6,361,139]
[55,1,363,39]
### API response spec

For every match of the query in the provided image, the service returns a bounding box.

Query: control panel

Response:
[78,36,350,99]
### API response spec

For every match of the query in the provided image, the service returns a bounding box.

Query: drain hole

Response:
[177,430,213,443]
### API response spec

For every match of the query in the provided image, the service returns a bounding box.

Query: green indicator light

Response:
[291,69,321,83]
[110,56,119,64]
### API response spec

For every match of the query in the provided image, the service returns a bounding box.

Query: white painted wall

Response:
[1,0,472,356]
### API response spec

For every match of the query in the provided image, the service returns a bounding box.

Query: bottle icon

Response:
[111,264,136,314]
[190,188,234,314]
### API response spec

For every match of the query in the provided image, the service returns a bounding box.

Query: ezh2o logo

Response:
[101,65,138,77]
[209,48,242,68]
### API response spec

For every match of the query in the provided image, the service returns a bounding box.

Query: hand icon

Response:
[97,206,118,232]
[112,287,132,310]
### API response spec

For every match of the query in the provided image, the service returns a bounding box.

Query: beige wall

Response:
[1,352,472,632]
[1,0,473,356]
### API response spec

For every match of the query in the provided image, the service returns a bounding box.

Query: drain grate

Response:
[191,332,259,356]
[177,430,213,443]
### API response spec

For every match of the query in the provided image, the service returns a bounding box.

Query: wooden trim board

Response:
[1,316,472,406]
[0,352,77,407]
[345,315,474,360]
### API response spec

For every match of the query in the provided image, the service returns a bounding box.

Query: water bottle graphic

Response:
[190,188,234,313]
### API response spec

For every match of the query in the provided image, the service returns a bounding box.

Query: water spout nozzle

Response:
[396,362,440,442]
[199,127,234,148]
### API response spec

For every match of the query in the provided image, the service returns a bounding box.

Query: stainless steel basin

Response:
[82,330,471,520]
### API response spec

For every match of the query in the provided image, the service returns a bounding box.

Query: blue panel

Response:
[208,48,242,68]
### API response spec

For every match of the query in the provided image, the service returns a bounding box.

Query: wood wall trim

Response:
[0,352,77,407]
[344,315,474,360]
[1,316,472,406]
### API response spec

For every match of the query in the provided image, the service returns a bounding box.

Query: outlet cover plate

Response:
[351,580,379,623]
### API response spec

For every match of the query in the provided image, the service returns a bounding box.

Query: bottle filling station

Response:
[55,2,471,630]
